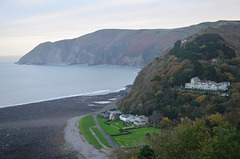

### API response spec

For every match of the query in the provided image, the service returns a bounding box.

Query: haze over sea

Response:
[0,56,139,108]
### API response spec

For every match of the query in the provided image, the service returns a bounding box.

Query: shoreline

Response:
[0,87,129,159]
[0,87,128,109]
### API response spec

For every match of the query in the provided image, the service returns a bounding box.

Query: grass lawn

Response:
[96,117,121,135]
[113,127,160,147]
[96,116,161,148]
[92,127,112,148]
[108,120,127,129]
[78,115,102,149]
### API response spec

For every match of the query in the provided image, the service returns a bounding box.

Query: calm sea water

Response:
[0,56,139,108]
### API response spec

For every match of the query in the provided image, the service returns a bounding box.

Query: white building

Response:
[133,115,149,125]
[119,114,134,122]
[185,77,230,91]
[109,110,122,121]
[119,114,149,125]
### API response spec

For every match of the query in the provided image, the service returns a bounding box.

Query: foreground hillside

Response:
[118,23,240,126]
[18,21,240,66]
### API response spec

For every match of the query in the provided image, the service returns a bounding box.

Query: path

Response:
[93,114,118,148]
[89,127,108,149]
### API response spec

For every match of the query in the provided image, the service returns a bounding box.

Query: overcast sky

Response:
[0,0,239,56]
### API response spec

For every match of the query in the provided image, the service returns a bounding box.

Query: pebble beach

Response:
[0,90,127,159]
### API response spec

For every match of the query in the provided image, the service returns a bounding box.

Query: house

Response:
[109,110,122,121]
[119,114,134,122]
[181,39,187,44]
[134,115,149,125]
[218,82,231,91]
[97,109,122,120]
[120,114,149,125]
[128,116,136,122]
[210,58,218,63]
[109,113,119,121]
[185,77,230,91]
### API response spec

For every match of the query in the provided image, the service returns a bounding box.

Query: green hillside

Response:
[118,23,240,126]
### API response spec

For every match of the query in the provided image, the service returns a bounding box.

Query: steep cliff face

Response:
[18,21,240,66]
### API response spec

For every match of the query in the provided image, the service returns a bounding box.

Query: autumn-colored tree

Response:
[196,95,207,103]
[206,113,225,128]
[147,115,240,159]
[109,147,139,159]
[160,117,171,128]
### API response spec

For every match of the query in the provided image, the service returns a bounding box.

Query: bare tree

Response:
[150,110,163,127]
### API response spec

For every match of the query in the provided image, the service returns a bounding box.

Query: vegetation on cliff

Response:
[116,23,240,159]
[118,24,240,127]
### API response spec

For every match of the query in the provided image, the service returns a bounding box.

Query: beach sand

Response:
[0,90,127,159]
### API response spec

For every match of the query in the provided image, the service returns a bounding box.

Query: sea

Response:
[0,56,140,108]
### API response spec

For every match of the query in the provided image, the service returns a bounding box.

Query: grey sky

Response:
[0,0,239,56]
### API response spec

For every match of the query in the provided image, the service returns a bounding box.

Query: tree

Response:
[205,66,217,81]
[150,110,163,127]
[147,115,240,159]
[110,147,140,159]
[195,95,207,104]
[138,145,155,159]
[174,40,181,47]
[160,117,171,128]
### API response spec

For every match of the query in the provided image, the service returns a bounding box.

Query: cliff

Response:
[18,20,240,66]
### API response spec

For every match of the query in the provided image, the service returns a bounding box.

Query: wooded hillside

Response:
[118,23,240,126]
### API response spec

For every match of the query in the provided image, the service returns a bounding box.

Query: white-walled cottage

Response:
[133,115,149,125]
[185,77,230,91]
[119,114,134,122]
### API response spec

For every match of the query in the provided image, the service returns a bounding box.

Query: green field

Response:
[108,120,126,129]
[78,115,102,149]
[113,127,160,147]
[92,127,112,148]
[79,115,161,149]
[96,116,160,147]
[96,117,122,135]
